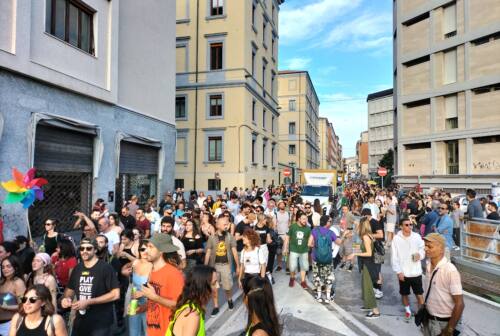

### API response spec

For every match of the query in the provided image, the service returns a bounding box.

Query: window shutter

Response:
[443,3,457,35]
[445,95,458,118]
[444,49,457,84]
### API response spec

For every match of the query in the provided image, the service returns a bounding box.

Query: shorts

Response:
[386,222,396,233]
[215,263,233,291]
[341,237,353,256]
[312,261,334,288]
[289,251,309,273]
[399,275,424,296]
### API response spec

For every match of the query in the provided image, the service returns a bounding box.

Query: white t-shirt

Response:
[240,247,266,274]
[172,235,186,260]
[276,211,290,235]
[102,230,120,254]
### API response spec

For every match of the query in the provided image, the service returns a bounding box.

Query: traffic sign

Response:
[378,167,388,177]
[283,168,292,177]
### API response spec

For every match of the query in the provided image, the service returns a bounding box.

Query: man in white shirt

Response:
[363,195,380,220]
[97,217,120,255]
[391,217,425,322]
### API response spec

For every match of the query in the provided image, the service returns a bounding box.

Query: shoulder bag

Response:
[415,269,438,327]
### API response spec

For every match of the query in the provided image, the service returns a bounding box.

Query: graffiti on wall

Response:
[473,160,500,170]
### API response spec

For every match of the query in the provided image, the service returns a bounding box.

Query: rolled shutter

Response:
[119,141,159,174]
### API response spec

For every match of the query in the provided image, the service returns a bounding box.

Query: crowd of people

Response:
[0,182,494,336]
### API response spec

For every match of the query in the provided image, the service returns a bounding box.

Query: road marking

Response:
[205,288,243,330]
[463,290,500,309]
[329,301,379,336]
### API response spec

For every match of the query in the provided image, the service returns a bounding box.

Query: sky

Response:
[278,0,394,157]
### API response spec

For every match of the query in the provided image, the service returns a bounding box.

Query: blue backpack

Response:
[314,228,332,264]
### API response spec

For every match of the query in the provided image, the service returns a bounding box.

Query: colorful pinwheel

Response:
[1,168,48,209]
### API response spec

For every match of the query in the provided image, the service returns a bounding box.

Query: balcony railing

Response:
[460,218,500,268]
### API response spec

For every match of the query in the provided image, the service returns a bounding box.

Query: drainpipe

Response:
[193,0,200,190]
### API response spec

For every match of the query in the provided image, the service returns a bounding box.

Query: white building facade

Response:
[0,0,176,237]
[367,89,394,176]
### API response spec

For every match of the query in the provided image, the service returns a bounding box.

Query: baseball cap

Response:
[423,233,445,247]
[80,237,98,249]
[149,233,179,253]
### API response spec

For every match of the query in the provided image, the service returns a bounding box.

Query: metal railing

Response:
[461,218,500,267]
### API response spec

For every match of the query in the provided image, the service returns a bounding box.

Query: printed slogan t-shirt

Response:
[67,259,119,328]
[146,263,185,336]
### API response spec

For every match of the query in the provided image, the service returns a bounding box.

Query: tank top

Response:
[132,271,148,305]
[245,322,274,336]
[16,315,50,336]
[165,303,205,336]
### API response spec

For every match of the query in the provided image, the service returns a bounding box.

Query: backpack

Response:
[314,228,333,264]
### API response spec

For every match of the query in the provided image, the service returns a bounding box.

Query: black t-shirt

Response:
[370,218,384,242]
[120,215,136,230]
[181,236,204,262]
[44,235,58,256]
[67,259,120,328]
[235,222,252,252]
[214,234,229,264]
[254,225,270,245]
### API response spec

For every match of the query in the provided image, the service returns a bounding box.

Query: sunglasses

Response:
[21,296,39,304]
[403,223,413,227]
[440,207,447,210]
[79,246,94,252]
[44,223,53,226]
[305,207,311,209]
[139,247,147,252]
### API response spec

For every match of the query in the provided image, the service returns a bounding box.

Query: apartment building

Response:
[367,89,394,177]
[356,131,369,178]
[318,117,343,170]
[278,71,320,180]
[175,0,284,191]
[394,0,500,192]
[0,0,176,237]
[344,157,359,178]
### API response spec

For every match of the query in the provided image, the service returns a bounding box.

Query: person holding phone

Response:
[391,217,425,322]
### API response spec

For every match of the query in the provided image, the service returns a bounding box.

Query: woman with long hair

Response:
[51,239,77,289]
[181,219,204,272]
[313,199,323,216]
[41,219,61,257]
[352,217,380,318]
[25,253,58,309]
[254,215,274,284]
[118,230,138,264]
[239,230,266,289]
[109,213,123,235]
[9,284,67,336]
[199,212,215,240]
[122,240,152,336]
[0,256,26,335]
[242,276,281,336]
[165,265,217,336]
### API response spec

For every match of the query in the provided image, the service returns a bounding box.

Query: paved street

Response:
[206,250,500,336]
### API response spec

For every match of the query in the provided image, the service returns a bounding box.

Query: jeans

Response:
[289,251,309,273]
[128,313,147,336]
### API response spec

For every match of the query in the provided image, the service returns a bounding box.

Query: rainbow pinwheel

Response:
[1,168,48,209]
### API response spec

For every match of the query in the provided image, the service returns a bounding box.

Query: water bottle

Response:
[129,287,138,316]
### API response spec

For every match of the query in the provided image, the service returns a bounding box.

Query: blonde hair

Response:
[256,214,266,224]
[357,216,372,238]
[247,213,257,222]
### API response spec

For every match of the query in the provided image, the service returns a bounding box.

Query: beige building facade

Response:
[278,71,320,180]
[394,0,500,193]
[356,131,369,178]
[319,117,343,170]
[175,0,284,191]
[367,89,394,176]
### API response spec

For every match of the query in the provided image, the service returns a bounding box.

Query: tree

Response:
[378,149,394,171]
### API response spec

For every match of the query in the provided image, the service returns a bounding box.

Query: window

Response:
[444,95,458,130]
[262,18,267,45]
[443,2,457,38]
[271,37,275,59]
[262,109,267,129]
[208,136,223,161]
[271,116,275,133]
[210,43,223,70]
[209,94,223,117]
[447,140,459,174]
[405,142,431,150]
[289,100,296,111]
[252,134,257,163]
[252,2,256,26]
[262,141,267,165]
[45,0,95,54]
[251,48,256,76]
[176,96,186,119]
[210,0,224,16]
[252,100,256,123]
[271,144,276,166]
[262,61,267,90]
[443,49,457,84]
[289,145,296,155]
[289,122,296,134]
[271,72,275,96]
[174,179,184,189]
[208,179,221,191]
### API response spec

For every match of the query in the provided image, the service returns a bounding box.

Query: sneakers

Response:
[289,278,295,287]
[276,266,282,272]
[374,288,383,299]
[347,264,353,272]
[300,281,308,289]
[404,311,412,322]
[211,307,219,316]
[453,246,461,251]
[271,276,276,285]
[366,312,380,319]
[228,300,234,311]
[316,294,323,303]
[324,297,331,304]
[339,262,346,270]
